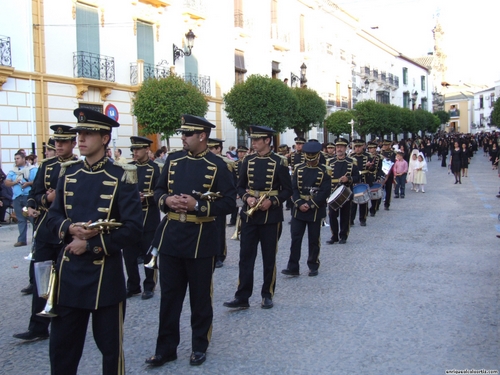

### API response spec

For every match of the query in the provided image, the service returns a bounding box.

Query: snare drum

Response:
[352,183,370,204]
[369,183,383,200]
[327,185,352,211]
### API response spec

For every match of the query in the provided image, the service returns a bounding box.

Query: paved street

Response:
[0,153,499,375]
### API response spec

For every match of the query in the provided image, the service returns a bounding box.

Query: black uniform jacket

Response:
[27,155,77,244]
[327,156,360,191]
[239,151,292,225]
[291,162,331,222]
[154,149,237,259]
[131,159,161,231]
[350,152,371,184]
[47,157,143,310]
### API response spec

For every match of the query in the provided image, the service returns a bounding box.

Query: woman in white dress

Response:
[406,149,419,191]
[413,153,428,192]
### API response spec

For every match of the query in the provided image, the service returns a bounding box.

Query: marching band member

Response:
[349,139,371,226]
[326,138,359,245]
[282,141,331,277]
[224,125,292,310]
[47,108,143,375]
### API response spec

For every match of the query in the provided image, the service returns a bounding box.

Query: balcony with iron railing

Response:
[380,71,386,83]
[270,24,290,51]
[388,73,394,85]
[449,109,460,117]
[73,51,115,82]
[341,97,348,108]
[130,61,170,85]
[360,66,370,78]
[234,10,253,31]
[1,35,12,67]
[394,76,399,88]
[372,69,379,80]
[182,73,211,96]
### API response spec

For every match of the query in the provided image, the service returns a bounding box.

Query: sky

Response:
[335,0,499,87]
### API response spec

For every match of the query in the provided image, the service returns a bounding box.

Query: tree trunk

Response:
[294,127,305,139]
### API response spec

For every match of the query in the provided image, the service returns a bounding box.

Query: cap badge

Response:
[78,112,86,123]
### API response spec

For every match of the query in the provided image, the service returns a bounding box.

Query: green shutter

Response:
[76,3,100,54]
[137,21,154,66]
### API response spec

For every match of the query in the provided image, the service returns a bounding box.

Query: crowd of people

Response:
[5,111,500,374]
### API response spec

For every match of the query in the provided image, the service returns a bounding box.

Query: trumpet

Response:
[244,192,270,217]
[192,190,223,202]
[37,265,58,318]
[144,246,158,269]
[230,213,241,240]
[74,219,122,234]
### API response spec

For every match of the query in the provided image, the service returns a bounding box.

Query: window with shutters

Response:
[136,21,155,79]
[76,3,100,55]
[235,50,246,84]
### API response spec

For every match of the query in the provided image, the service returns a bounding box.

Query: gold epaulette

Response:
[116,163,138,184]
[59,159,83,177]
[277,154,288,167]
[324,164,333,176]
[218,155,235,172]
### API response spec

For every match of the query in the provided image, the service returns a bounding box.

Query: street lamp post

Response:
[348,119,355,141]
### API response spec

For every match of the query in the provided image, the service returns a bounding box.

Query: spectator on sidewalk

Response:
[114,148,127,164]
[393,151,408,198]
[4,152,37,246]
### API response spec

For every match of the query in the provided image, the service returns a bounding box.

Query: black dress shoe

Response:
[350,221,355,226]
[326,238,338,245]
[308,270,318,277]
[141,291,154,300]
[223,298,249,308]
[261,297,273,309]
[384,206,389,211]
[215,260,223,268]
[370,213,375,217]
[13,330,49,341]
[339,238,347,244]
[145,353,177,366]
[281,268,299,276]
[360,221,366,227]
[21,284,33,295]
[190,351,206,366]
[126,289,141,298]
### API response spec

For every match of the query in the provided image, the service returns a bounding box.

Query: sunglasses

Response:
[181,131,200,137]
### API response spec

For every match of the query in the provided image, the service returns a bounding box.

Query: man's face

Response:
[78,131,107,158]
[326,146,335,155]
[114,149,120,159]
[295,143,303,152]
[55,140,76,159]
[209,146,221,155]
[14,155,25,167]
[251,137,269,154]
[133,147,149,162]
[45,149,56,158]
[335,145,346,158]
[182,131,203,153]
[237,151,246,159]
[368,147,377,155]
[354,145,363,154]
[106,148,113,158]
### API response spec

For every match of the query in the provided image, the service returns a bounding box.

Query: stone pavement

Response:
[0,153,498,375]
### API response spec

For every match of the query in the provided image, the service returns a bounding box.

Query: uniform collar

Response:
[58,155,76,163]
[84,156,108,171]
[188,147,210,158]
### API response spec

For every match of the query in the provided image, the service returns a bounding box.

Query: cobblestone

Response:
[0,154,498,374]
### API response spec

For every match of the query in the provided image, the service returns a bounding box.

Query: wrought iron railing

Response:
[380,71,386,82]
[372,69,378,80]
[388,73,394,85]
[73,51,115,82]
[361,66,370,77]
[449,109,460,117]
[0,35,12,67]
[182,73,211,96]
[394,76,399,88]
[130,61,170,85]
[341,98,348,108]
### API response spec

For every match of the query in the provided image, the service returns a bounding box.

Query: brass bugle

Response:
[145,246,158,269]
[244,193,269,217]
[37,265,58,318]
[74,219,122,234]
[192,190,223,201]
[230,213,241,241]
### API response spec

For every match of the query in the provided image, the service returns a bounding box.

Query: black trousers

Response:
[235,221,282,300]
[28,240,60,335]
[215,215,227,263]
[50,302,125,375]
[384,175,394,208]
[369,198,381,215]
[350,201,368,223]
[155,254,214,356]
[123,230,156,293]
[287,217,321,272]
[328,201,351,241]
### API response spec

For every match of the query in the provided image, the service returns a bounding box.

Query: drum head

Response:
[328,186,344,204]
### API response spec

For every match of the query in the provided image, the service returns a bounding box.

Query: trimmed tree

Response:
[132,75,208,142]
[434,110,450,126]
[324,110,355,137]
[490,98,500,126]
[223,74,298,134]
[290,87,327,138]
[400,108,418,136]
[353,100,388,138]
